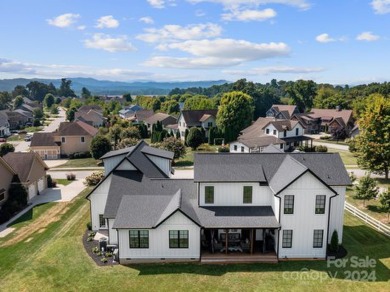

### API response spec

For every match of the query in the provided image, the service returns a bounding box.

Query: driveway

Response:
[48,170,94,180]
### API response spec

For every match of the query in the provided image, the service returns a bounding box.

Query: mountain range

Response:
[0,78,228,95]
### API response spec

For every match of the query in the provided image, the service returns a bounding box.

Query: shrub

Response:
[315,145,328,152]
[86,222,92,231]
[33,119,41,127]
[105,252,113,257]
[85,171,104,186]
[298,145,315,152]
[197,143,214,152]
[69,151,92,159]
[186,127,204,150]
[101,257,108,263]
[87,237,94,242]
[47,175,53,188]
[320,135,331,140]
[329,230,339,252]
[88,231,96,237]
[218,146,230,152]
[66,173,76,181]
[92,247,99,254]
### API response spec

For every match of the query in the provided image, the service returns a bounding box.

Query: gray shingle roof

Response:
[57,121,98,136]
[145,113,177,126]
[31,132,60,147]
[100,146,136,159]
[141,145,174,160]
[194,152,351,186]
[181,110,218,126]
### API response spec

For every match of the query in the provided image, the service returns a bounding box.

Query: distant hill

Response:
[0,78,228,95]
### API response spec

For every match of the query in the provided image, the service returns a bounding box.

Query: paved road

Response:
[11,107,66,153]
[313,141,349,151]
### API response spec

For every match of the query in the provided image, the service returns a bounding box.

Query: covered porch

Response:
[281,135,313,151]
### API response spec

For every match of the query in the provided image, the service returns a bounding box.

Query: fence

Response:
[344,202,390,237]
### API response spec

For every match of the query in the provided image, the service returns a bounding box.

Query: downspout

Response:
[275,194,282,259]
[116,228,120,263]
[326,192,339,258]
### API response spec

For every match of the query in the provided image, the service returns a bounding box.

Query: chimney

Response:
[336,105,341,111]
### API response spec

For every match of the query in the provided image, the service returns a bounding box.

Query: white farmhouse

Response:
[88,140,350,264]
[177,109,217,141]
[230,117,313,153]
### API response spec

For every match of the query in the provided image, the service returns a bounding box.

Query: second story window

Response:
[241,146,245,152]
[284,195,294,214]
[61,137,66,143]
[243,186,253,204]
[234,145,237,151]
[273,129,276,135]
[284,130,287,137]
[205,186,214,204]
[296,128,299,135]
[208,122,213,127]
[266,128,270,134]
[81,136,85,143]
[315,195,326,214]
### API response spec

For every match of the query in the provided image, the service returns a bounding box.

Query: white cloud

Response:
[224,65,324,76]
[147,0,176,8]
[144,39,290,68]
[315,33,336,43]
[187,0,311,10]
[222,8,276,21]
[137,23,222,43]
[139,16,154,24]
[195,9,206,16]
[96,15,119,29]
[77,25,86,30]
[356,31,380,41]
[84,34,136,52]
[47,13,80,28]
[371,0,390,14]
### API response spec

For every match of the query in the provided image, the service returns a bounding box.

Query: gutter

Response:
[326,191,339,258]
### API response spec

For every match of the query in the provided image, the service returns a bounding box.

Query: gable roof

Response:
[3,152,48,183]
[180,110,218,126]
[0,111,9,127]
[308,108,353,125]
[75,110,104,124]
[271,105,298,119]
[57,121,98,137]
[145,113,177,125]
[134,109,154,122]
[0,157,16,175]
[78,105,102,113]
[194,152,351,187]
[31,132,60,147]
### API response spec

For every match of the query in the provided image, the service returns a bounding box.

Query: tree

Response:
[286,80,317,112]
[158,137,186,160]
[0,91,12,110]
[44,93,55,108]
[12,85,29,98]
[123,93,132,102]
[186,127,204,150]
[58,78,76,97]
[354,94,390,179]
[26,81,54,101]
[0,143,15,156]
[13,95,24,109]
[109,124,122,148]
[90,136,111,159]
[8,175,28,207]
[117,138,139,149]
[216,91,254,143]
[329,230,339,252]
[161,100,180,114]
[183,95,216,110]
[32,108,43,119]
[379,189,390,222]
[50,105,59,115]
[354,175,379,206]
[66,107,77,122]
[120,126,141,140]
[81,87,92,99]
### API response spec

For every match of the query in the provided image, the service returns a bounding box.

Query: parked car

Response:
[0,138,7,142]
[24,135,32,142]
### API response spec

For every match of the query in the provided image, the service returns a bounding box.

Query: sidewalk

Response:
[0,179,87,237]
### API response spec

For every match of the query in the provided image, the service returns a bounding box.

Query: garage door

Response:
[28,184,37,201]
[38,177,46,192]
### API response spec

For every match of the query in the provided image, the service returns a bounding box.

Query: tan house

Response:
[30,121,98,159]
[0,157,16,208]
[3,152,48,201]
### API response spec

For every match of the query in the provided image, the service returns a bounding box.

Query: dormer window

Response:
[283,130,287,137]
[273,130,276,135]
[296,128,299,136]
[205,186,214,204]
[266,128,270,134]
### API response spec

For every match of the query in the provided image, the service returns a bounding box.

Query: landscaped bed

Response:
[82,230,118,266]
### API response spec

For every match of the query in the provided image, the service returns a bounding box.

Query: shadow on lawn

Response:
[7,203,49,227]
[127,225,390,282]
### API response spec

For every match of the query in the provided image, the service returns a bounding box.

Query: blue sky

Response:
[0,0,389,84]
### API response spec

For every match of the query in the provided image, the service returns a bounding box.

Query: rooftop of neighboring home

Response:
[56,120,99,137]
[0,111,9,127]
[2,152,48,183]
[134,109,154,122]
[11,109,33,118]
[269,104,299,119]
[30,132,60,147]
[307,108,353,125]
[180,109,218,126]
[75,109,104,124]
[144,113,177,125]
[77,105,103,113]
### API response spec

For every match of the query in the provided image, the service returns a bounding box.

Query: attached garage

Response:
[38,176,46,192]
[28,183,37,201]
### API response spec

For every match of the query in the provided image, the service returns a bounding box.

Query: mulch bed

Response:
[327,245,348,259]
[82,230,118,266]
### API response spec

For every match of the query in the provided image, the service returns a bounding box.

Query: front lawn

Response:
[24,126,43,132]
[0,188,389,291]
[54,178,73,186]
[53,158,101,168]
[326,147,358,166]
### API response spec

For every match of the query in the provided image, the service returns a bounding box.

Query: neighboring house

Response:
[77,105,103,114]
[144,113,177,132]
[131,109,154,124]
[30,121,98,159]
[350,125,360,139]
[88,140,350,264]
[6,109,33,129]
[30,132,61,160]
[3,152,48,201]
[18,103,40,113]
[165,124,179,136]
[230,117,312,153]
[119,105,143,119]
[177,110,218,140]
[292,108,354,135]
[0,111,11,137]
[0,157,16,208]
[75,110,105,127]
[266,105,300,120]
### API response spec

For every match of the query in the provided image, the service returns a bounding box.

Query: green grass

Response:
[24,126,43,132]
[175,145,220,167]
[53,158,101,168]
[7,203,56,229]
[54,179,73,186]
[315,139,349,146]
[0,189,389,291]
[6,134,26,141]
[327,148,358,166]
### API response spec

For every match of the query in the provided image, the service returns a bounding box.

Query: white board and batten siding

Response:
[229,142,249,153]
[108,218,118,245]
[103,154,128,174]
[89,175,112,231]
[278,172,342,259]
[145,154,171,177]
[199,182,273,206]
[118,211,200,262]
[328,186,346,244]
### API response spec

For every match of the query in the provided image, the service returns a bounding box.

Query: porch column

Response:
[210,230,215,253]
[250,229,254,255]
[225,229,228,255]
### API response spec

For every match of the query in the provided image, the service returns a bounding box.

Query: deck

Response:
[200,251,278,264]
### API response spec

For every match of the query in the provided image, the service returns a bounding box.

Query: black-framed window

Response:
[315,195,326,214]
[273,129,276,135]
[282,230,293,248]
[313,230,324,248]
[241,146,244,152]
[205,186,214,204]
[296,128,299,135]
[243,186,252,204]
[99,214,105,227]
[81,136,85,143]
[266,128,270,134]
[284,130,287,137]
[61,137,66,143]
[234,145,237,151]
[129,230,149,248]
[284,195,294,214]
[169,230,189,248]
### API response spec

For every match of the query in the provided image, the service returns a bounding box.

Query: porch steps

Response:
[201,254,278,264]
